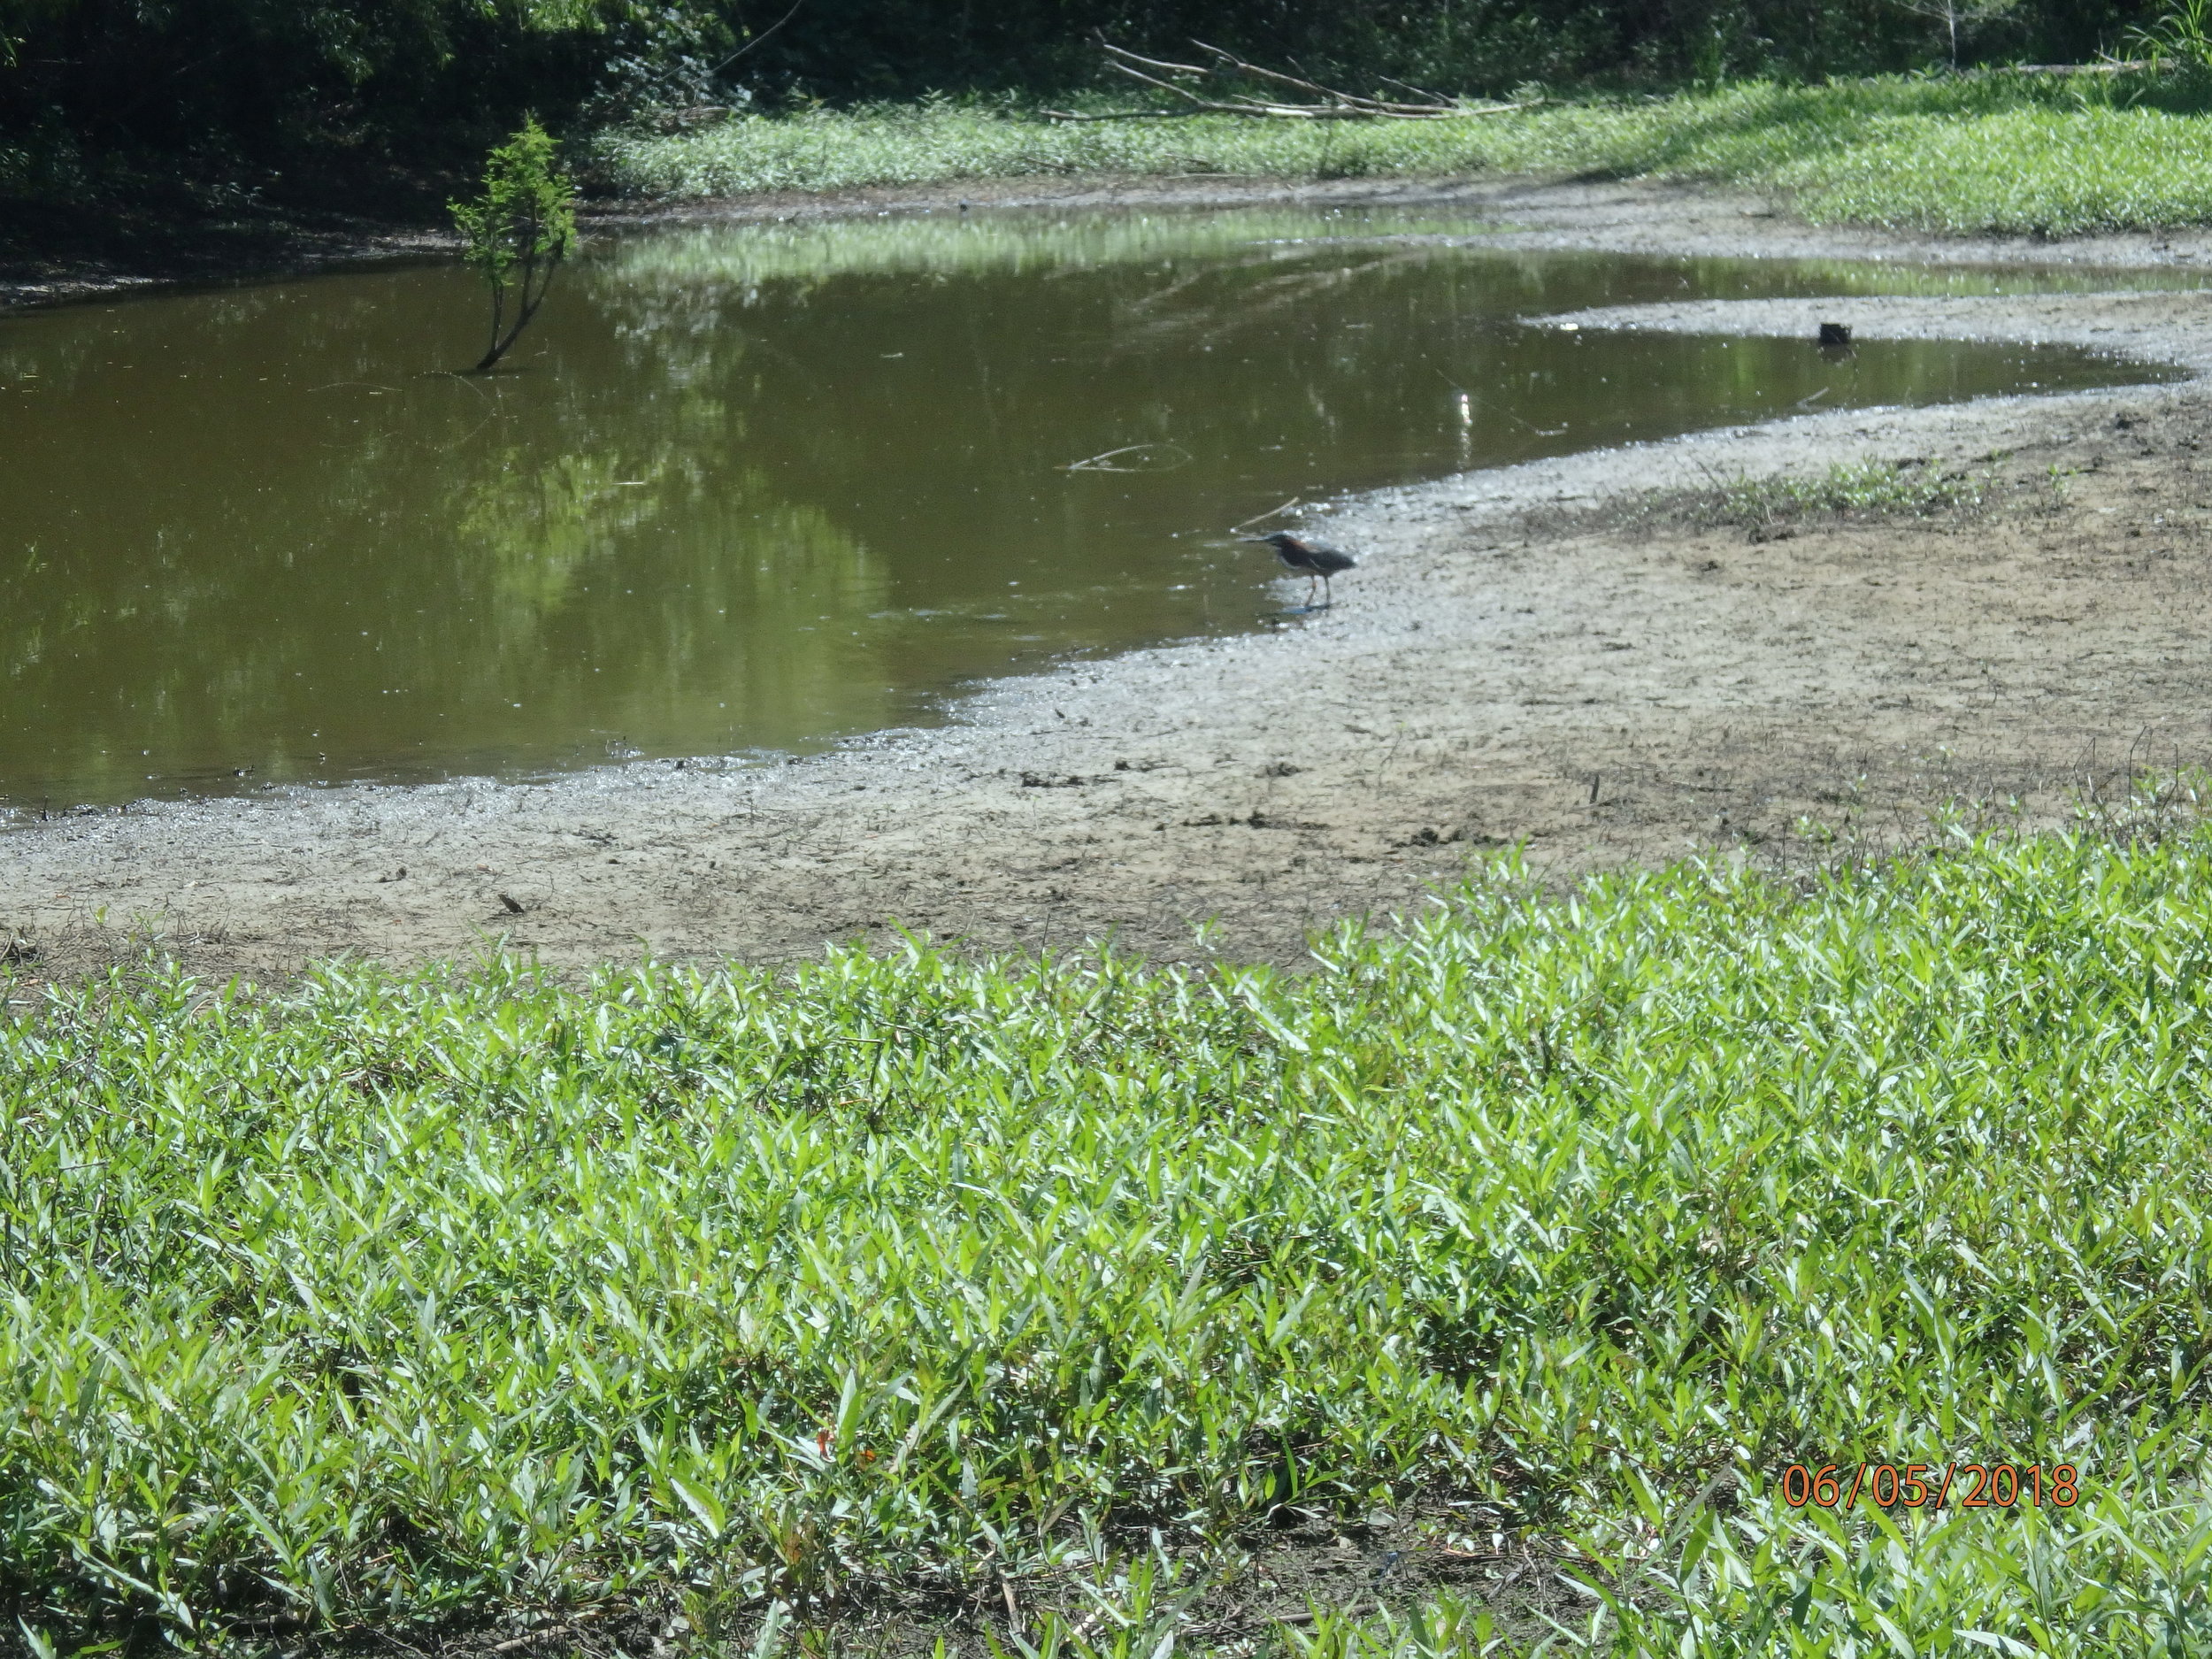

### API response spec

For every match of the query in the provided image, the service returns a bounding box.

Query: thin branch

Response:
[1106,59,1362,119]
[1082,39,1530,120]
[1041,107,1208,120]
[710,0,808,73]
[1060,442,1192,472]
[1378,72,1454,104]
[1188,40,1353,101]
[1187,40,1465,114]
[1094,40,1212,76]
[1231,496,1304,534]
[1106,58,1233,106]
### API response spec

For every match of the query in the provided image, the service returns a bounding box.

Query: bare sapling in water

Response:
[451,117,577,373]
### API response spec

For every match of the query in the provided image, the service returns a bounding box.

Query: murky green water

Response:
[0,206,2185,809]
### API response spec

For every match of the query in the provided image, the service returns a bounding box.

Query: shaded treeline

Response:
[736,0,2157,97]
[0,0,2170,192]
[0,0,717,192]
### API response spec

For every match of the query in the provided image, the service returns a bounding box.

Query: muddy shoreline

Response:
[10,178,2212,979]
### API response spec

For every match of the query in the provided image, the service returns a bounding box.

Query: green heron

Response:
[1249,531,1358,609]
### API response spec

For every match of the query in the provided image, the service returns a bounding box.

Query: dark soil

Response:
[278,1497,1609,1659]
[0,157,469,310]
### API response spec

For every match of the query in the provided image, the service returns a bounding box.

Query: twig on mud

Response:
[488,1606,616,1655]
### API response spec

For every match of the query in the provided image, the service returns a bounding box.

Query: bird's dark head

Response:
[1250,532,1302,550]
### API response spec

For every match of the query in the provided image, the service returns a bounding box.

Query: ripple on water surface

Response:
[0,205,2187,809]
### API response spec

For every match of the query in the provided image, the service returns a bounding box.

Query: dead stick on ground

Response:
[1267,1601,1377,1630]
[489,1608,613,1655]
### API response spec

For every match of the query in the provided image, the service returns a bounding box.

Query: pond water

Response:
[0,206,2187,810]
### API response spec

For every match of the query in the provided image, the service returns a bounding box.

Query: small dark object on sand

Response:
[1817,321,1854,349]
[1250,531,1358,608]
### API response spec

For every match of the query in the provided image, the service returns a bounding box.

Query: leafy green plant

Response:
[451,116,579,373]
[1640,458,1989,537]
[2126,0,2212,70]
[12,829,2212,1651]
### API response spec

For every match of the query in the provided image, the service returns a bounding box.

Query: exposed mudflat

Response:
[11,182,2212,979]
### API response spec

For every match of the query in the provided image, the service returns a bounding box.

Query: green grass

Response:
[1647,457,2001,534]
[588,74,2212,235]
[12,827,2212,1654]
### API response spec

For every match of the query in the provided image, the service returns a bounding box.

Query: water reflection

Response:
[0,207,2184,809]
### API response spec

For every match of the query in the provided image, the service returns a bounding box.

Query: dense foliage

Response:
[0,0,2182,196]
[7,833,2212,1653]
[702,0,2159,99]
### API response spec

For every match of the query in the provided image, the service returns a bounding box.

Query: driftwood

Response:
[1059,442,1192,472]
[1045,40,1530,121]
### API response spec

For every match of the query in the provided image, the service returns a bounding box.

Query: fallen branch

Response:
[2003,58,2152,73]
[1185,39,1458,115]
[488,1606,616,1655]
[1041,106,1208,120]
[1043,39,1533,121]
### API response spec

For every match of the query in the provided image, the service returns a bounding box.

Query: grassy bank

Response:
[590,74,2212,236]
[9,828,2212,1654]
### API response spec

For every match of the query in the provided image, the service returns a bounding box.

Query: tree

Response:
[450,117,578,373]
[1889,0,2020,67]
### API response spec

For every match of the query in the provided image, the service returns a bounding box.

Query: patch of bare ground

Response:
[258,1499,1601,1659]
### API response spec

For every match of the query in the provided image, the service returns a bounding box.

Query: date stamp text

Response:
[1781,1463,2082,1511]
